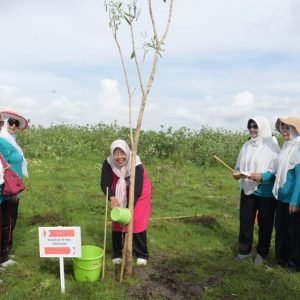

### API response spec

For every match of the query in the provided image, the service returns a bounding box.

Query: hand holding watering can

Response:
[110,196,119,209]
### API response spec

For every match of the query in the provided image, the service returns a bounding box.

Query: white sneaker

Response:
[234,253,252,261]
[254,254,264,266]
[112,258,122,265]
[0,259,17,268]
[136,258,147,266]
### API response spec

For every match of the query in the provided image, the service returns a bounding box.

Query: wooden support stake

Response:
[102,187,109,281]
[120,233,128,283]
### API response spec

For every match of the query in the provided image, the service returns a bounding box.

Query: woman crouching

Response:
[100,139,152,266]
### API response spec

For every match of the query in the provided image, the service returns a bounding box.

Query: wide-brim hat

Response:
[0,111,29,130]
[275,117,300,135]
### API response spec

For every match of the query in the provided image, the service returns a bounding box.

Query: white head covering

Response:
[236,116,280,195]
[0,120,29,177]
[107,139,142,208]
[0,160,3,185]
[273,120,300,198]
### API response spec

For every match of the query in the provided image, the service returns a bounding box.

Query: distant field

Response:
[1,124,297,299]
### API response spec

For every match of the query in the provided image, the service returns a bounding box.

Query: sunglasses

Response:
[247,124,258,130]
[8,118,20,128]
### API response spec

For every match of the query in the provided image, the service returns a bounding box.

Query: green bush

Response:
[19,123,248,167]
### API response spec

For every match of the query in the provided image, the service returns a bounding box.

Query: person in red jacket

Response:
[100,139,152,266]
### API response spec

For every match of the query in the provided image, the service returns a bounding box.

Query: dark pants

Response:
[0,199,19,263]
[112,230,148,259]
[275,201,300,268]
[238,191,276,257]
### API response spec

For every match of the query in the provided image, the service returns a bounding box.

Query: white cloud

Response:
[0,85,18,100]
[232,91,256,111]
[0,0,300,132]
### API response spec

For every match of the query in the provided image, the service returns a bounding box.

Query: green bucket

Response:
[73,245,103,282]
[111,208,131,225]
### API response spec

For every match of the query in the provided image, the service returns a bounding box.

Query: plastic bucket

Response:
[111,207,131,225]
[73,245,103,282]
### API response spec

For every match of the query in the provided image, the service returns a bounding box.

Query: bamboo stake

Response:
[106,214,211,225]
[120,233,128,283]
[102,187,109,281]
[213,155,235,172]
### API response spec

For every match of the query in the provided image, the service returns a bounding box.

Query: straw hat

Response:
[275,117,300,135]
[0,111,29,130]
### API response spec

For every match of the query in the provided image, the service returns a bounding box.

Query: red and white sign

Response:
[39,227,81,258]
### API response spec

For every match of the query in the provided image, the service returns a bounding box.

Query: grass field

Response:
[0,125,298,299]
[2,160,300,299]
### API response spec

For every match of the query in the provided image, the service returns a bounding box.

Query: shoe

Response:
[235,253,252,261]
[136,258,147,266]
[0,259,17,268]
[277,259,288,267]
[287,260,300,272]
[254,254,264,266]
[112,258,122,265]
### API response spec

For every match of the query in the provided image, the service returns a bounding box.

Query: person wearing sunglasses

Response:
[233,117,280,266]
[273,117,300,271]
[0,111,29,268]
[7,118,21,135]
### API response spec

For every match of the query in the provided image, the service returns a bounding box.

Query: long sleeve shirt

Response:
[254,171,276,198]
[100,160,144,206]
[277,164,300,207]
[0,137,23,177]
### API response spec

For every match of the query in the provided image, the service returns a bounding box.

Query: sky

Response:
[1,0,300,132]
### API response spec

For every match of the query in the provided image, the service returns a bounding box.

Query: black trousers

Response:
[275,201,300,268]
[238,191,276,257]
[0,199,19,263]
[112,230,148,259]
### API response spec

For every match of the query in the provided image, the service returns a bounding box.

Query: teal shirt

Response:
[0,137,23,177]
[278,164,300,207]
[253,171,276,197]
[237,168,276,198]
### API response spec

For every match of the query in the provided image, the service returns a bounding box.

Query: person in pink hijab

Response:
[100,139,152,266]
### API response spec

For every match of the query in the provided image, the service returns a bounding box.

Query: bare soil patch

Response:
[29,211,65,226]
[127,256,223,299]
[178,215,219,229]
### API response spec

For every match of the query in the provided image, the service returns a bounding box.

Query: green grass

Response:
[1,153,300,299]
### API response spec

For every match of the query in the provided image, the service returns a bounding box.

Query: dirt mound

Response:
[29,211,65,226]
[179,215,219,229]
[127,258,223,299]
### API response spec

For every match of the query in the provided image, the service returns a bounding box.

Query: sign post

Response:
[39,226,81,293]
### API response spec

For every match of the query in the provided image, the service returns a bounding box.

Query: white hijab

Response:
[236,116,280,195]
[0,121,29,177]
[0,157,4,185]
[273,125,300,199]
[107,139,142,208]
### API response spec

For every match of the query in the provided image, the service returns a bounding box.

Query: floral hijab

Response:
[107,139,141,207]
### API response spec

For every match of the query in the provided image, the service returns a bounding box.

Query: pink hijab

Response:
[107,139,141,208]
